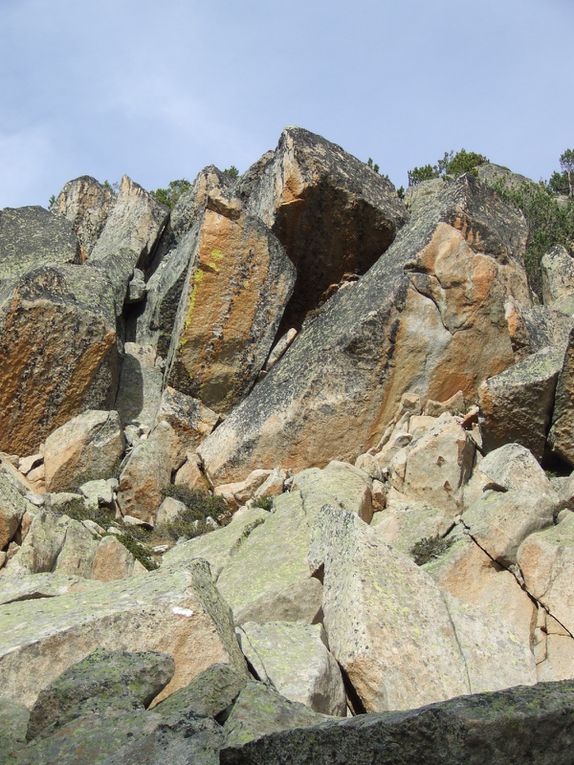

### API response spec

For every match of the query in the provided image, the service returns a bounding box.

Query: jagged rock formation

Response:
[1,127,574,762]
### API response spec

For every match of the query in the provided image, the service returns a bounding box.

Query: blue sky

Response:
[0,0,572,208]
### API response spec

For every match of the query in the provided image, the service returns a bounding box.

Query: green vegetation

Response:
[114,533,158,571]
[252,496,274,511]
[491,177,574,296]
[366,157,380,174]
[223,165,239,180]
[411,535,453,566]
[161,486,229,540]
[407,149,488,186]
[52,501,115,529]
[151,178,192,209]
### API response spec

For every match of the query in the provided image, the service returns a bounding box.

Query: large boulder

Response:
[43,410,124,492]
[549,328,574,466]
[199,175,530,483]
[0,206,79,281]
[479,346,563,459]
[115,342,164,432]
[53,176,115,259]
[0,472,30,548]
[309,506,535,713]
[0,559,246,708]
[221,680,574,765]
[541,244,574,311]
[0,265,118,454]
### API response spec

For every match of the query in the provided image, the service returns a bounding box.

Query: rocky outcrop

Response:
[548,328,574,466]
[541,244,574,311]
[0,206,79,280]
[0,265,118,454]
[53,176,114,259]
[199,175,530,483]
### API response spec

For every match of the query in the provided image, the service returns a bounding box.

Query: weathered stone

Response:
[18,454,43,477]
[90,535,146,581]
[155,663,247,720]
[117,422,181,523]
[507,302,574,359]
[215,470,273,508]
[0,472,30,548]
[53,518,99,578]
[0,696,29,762]
[13,709,222,765]
[221,680,574,765]
[79,478,117,507]
[27,649,175,741]
[542,244,574,309]
[253,468,288,500]
[44,410,124,492]
[165,206,295,413]
[156,386,219,452]
[0,206,79,281]
[1,509,69,576]
[0,265,118,454]
[309,506,534,712]
[549,328,574,466]
[155,496,188,529]
[0,573,98,606]
[174,452,210,492]
[115,342,163,431]
[371,494,453,555]
[517,512,574,636]
[479,346,563,459]
[127,267,146,303]
[223,681,324,749]
[240,126,408,333]
[237,622,346,715]
[200,176,529,483]
[89,175,168,309]
[53,176,114,258]
[0,559,246,708]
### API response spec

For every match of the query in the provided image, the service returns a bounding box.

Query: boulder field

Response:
[1,127,574,762]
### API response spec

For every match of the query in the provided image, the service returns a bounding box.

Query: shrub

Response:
[408,149,488,187]
[411,535,453,566]
[252,496,274,511]
[151,179,192,209]
[223,166,239,180]
[114,533,158,571]
[53,502,115,529]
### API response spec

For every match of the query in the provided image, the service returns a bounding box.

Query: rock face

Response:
[165,207,295,412]
[541,244,574,310]
[0,265,118,454]
[221,680,574,765]
[43,410,124,492]
[0,559,246,708]
[0,206,79,280]
[549,328,574,466]
[200,175,530,483]
[53,176,114,258]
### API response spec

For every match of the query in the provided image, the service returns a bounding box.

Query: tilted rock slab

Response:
[541,244,574,311]
[53,176,115,259]
[308,507,535,713]
[0,265,118,454]
[0,559,246,708]
[200,175,530,483]
[43,410,124,492]
[549,327,574,466]
[0,206,79,281]
[220,680,574,765]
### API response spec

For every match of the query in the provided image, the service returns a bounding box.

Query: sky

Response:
[0,0,573,208]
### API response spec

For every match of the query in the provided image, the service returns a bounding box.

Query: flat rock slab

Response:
[0,559,246,708]
[220,680,574,765]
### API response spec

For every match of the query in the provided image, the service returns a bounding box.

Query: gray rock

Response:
[0,264,119,455]
[542,244,574,309]
[0,472,30,548]
[53,176,114,258]
[27,649,175,741]
[549,327,574,466]
[127,268,147,303]
[155,663,247,720]
[0,696,29,764]
[115,342,164,431]
[200,175,530,484]
[479,346,563,460]
[0,206,79,281]
[221,680,574,765]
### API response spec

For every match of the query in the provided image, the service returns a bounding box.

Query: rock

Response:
[215,470,273,508]
[156,386,219,452]
[220,680,574,765]
[155,497,188,529]
[371,494,453,555]
[423,389,465,417]
[115,342,164,431]
[0,472,30,548]
[262,328,298,373]
[403,178,444,214]
[53,176,115,258]
[517,511,574,636]
[507,302,574,359]
[155,663,247,720]
[237,622,346,715]
[199,175,529,483]
[79,478,117,507]
[127,267,146,303]
[90,535,146,581]
[44,410,124,492]
[0,573,98,606]
[223,681,324,749]
[253,468,288,499]
[2,509,70,576]
[13,709,222,765]
[309,506,535,712]
[164,205,295,413]
[18,454,43,477]
[0,559,246,708]
[27,649,175,740]
[53,518,100,578]
[174,452,210,492]
[549,328,574,466]
[117,422,181,523]
[542,244,574,309]
[0,265,119,455]
[240,126,408,332]
[387,414,474,515]
[464,442,552,502]
[479,346,563,460]
[0,697,29,762]
[214,462,372,624]
[0,206,79,281]
[89,175,168,310]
